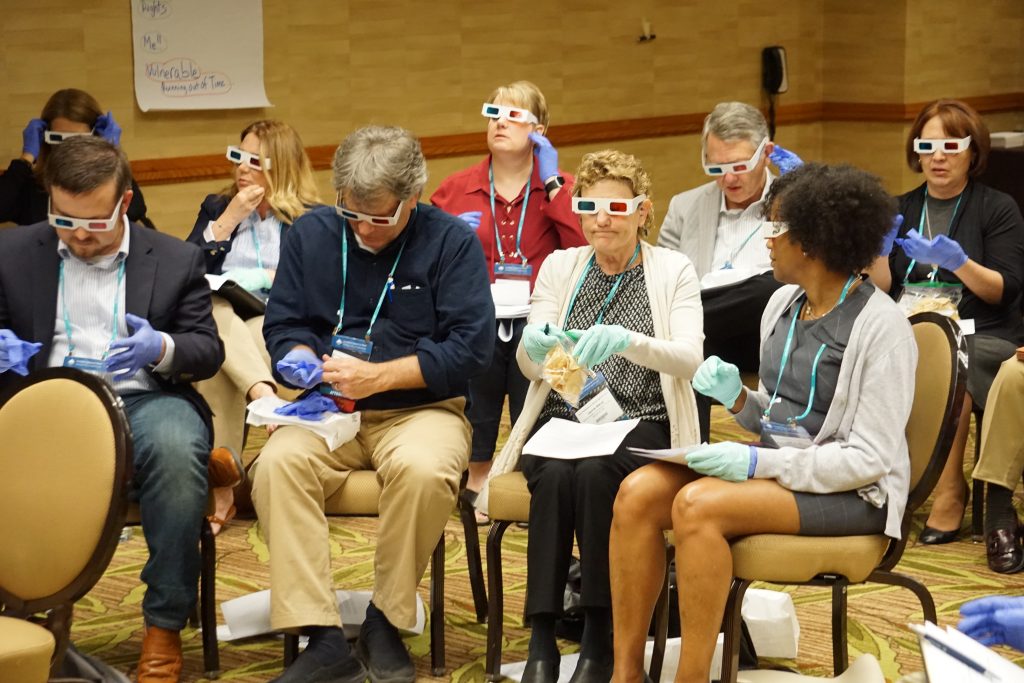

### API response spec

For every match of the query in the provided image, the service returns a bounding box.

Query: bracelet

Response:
[544,175,565,193]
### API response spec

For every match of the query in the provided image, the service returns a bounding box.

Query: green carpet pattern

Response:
[70,410,1024,681]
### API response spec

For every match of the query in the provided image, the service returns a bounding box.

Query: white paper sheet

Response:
[205,274,226,291]
[628,444,706,465]
[131,0,272,111]
[521,418,640,459]
[913,620,1024,682]
[246,396,360,450]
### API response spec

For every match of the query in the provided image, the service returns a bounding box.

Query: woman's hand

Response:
[692,356,743,410]
[571,324,631,368]
[214,185,266,240]
[529,131,560,185]
[895,229,968,272]
[685,442,755,482]
[522,323,567,363]
[21,118,45,163]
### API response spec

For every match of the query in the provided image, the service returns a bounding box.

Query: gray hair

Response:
[331,126,428,203]
[701,102,770,152]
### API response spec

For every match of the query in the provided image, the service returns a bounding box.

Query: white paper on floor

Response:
[215,589,424,642]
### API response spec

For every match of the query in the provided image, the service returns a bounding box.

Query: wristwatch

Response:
[544,175,565,193]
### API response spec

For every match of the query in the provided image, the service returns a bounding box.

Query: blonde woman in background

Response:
[186,119,320,533]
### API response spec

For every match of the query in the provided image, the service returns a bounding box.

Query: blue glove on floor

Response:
[276,348,323,389]
[22,118,45,159]
[571,324,631,368]
[769,145,803,174]
[94,111,122,146]
[685,442,755,482]
[529,131,560,184]
[107,314,164,376]
[273,393,341,421]
[895,229,969,271]
[457,211,482,229]
[223,267,272,292]
[880,214,904,257]
[692,356,743,410]
[0,329,42,376]
[959,596,1024,652]
[522,323,568,363]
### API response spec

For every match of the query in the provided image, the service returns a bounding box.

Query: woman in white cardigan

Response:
[608,163,916,683]
[483,149,704,683]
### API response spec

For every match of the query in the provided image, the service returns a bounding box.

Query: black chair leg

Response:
[284,633,299,666]
[649,543,673,682]
[430,534,446,676]
[830,577,849,676]
[200,517,220,679]
[485,521,512,682]
[459,489,488,623]
[972,412,985,542]
[719,579,750,683]
[46,603,73,679]
[869,569,937,623]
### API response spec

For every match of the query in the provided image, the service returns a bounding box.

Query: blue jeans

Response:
[122,391,209,631]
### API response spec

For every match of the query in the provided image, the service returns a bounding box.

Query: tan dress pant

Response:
[251,396,470,630]
[972,357,1024,491]
[194,297,275,455]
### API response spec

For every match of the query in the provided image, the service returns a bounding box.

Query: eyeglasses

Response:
[226,145,271,170]
[335,199,404,227]
[913,136,972,154]
[571,194,648,216]
[702,137,769,176]
[44,129,93,145]
[481,103,539,125]
[761,221,789,239]
[48,196,124,232]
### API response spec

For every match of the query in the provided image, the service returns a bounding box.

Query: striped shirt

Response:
[212,210,283,273]
[704,170,774,285]
[48,218,175,393]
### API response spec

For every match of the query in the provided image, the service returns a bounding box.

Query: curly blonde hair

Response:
[573,149,653,236]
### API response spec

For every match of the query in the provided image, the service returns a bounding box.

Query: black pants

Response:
[696,272,783,441]
[520,419,670,616]
[467,318,530,462]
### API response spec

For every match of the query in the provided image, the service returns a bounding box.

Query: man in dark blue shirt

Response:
[254,126,494,683]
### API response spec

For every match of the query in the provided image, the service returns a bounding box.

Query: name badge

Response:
[494,262,532,278]
[760,419,813,449]
[491,277,531,309]
[572,372,625,425]
[63,355,109,375]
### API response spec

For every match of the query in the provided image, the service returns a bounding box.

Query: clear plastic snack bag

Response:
[541,338,590,407]
[898,281,963,319]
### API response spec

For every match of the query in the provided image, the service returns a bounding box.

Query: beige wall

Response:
[2,0,1022,236]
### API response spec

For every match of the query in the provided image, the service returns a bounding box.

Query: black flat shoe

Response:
[568,657,614,683]
[521,659,559,683]
[919,525,960,545]
[986,524,1024,574]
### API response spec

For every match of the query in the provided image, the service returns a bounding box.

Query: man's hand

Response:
[0,329,42,376]
[106,314,165,376]
[322,354,384,400]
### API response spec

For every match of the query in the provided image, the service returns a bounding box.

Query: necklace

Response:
[803,277,860,320]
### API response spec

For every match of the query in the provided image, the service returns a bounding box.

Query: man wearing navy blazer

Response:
[0,136,223,683]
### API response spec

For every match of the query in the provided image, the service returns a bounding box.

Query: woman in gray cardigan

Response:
[608,164,916,683]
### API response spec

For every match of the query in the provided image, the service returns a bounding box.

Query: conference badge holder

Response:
[318,334,372,413]
[571,371,624,425]
[63,355,112,378]
[760,418,813,449]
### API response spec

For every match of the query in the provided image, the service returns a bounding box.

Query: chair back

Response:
[0,368,131,617]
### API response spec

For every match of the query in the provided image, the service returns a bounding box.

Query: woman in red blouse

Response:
[431,81,586,512]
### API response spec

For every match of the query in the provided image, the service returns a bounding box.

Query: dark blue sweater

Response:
[264,203,495,410]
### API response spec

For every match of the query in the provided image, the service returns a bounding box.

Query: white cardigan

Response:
[479,241,704,512]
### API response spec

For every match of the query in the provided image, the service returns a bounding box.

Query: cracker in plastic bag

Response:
[897,281,963,319]
[541,342,589,407]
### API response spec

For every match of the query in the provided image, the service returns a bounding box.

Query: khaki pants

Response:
[251,396,470,630]
[194,297,274,455]
[972,357,1024,491]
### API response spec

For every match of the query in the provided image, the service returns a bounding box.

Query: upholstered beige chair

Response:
[651,312,968,682]
[280,470,486,676]
[0,368,131,681]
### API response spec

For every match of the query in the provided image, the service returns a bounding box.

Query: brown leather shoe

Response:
[208,446,243,488]
[986,525,1024,574]
[137,625,183,682]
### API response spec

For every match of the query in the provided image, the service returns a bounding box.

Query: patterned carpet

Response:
[71,409,1024,682]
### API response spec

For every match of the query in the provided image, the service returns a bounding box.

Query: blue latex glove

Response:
[223,267,272,292]
[522,323,568,364]
[22,118,45,159]
[769,145,803,174]
[685,442,754,482]
[457,211,482,230]
[273,393,341,421]
[0,329,42,376]
[94,111,122,146]
[276,348,323,388]
[894,228,969,271]
[958,596,1024,652]
[528,131,560,183]
[880,214,904,257]
[692,356,743,410]
[106,314,164,376]
[571,324,631,368]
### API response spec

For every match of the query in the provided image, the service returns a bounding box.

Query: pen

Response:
[920,632,1001,681]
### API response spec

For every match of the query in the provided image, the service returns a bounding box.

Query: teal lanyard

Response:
[723,221,763,269]
[489,159,532,265]
[765,275,857,423]
[902,188,963,283]
[335,222,409,341]
[564,244,642,325]
[59,258,126,359]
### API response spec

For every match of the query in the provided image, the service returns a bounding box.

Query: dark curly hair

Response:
[763,163,897,274]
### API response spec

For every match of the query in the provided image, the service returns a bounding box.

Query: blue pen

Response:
[921,632,1001,681]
